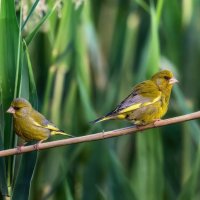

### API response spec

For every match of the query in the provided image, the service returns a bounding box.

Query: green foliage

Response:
[0,0,200,199]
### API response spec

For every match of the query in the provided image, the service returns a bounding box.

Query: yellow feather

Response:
[94,116,113,123]
[118,94,161,114]
[33,120,74,137]
[51,131,68,136]
[46,124,59,131]
[118,103,142,114]
[116,114,126,119]
[32,121,41,127]
[33,121,59,131]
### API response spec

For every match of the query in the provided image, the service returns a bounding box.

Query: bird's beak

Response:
[169,77,178,84]
[7,106,15,114]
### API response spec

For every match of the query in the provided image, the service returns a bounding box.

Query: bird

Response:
[7,98,73,150]
[91,70,178,125]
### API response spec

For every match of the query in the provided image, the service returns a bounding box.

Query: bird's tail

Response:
[90,114,116,124]
[51,130,75,138]
[90,110,127,124]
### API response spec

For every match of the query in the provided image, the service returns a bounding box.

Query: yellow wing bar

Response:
[33,121,59,131]
[118,94,161,114]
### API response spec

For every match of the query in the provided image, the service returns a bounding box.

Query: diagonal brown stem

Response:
[0,111,200,157]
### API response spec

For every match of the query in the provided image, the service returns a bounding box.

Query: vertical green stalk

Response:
[14,2,22,99]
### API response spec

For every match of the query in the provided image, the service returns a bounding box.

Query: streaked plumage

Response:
[92,70,178,125]
[7,98,73,144]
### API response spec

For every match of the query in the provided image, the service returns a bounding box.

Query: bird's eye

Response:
[13,107,20,111]
[164,76,170,80]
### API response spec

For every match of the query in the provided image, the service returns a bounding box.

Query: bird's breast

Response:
[13,117,50,141]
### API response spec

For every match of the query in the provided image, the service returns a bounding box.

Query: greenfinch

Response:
[7,98,73,148]
[92,70,178,125]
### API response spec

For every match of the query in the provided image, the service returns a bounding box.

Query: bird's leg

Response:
[33,140,45,150]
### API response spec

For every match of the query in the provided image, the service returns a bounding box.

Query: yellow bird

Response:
[7,98,73,149]
[92,70,178,125]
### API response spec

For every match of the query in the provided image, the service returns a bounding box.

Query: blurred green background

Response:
[1,0,200,199]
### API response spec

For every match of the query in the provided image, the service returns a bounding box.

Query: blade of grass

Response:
[24,42,38,106]
[51,65,67,124]
[0,0,20,197]
[173,86,200,142]
[51,0,74,61]
[109,149,136,200]
[21,0,40,31]
[25,1,59,45]
[137,5,160,81]
[63,80,79,132]
[42,65,56,115]
[0,88,8,197]
[0,133,8,198]
[178,145,200,200]
[12,151,37,200]
[132,130,164,200]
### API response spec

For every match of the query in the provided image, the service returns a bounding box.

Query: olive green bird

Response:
[7,98,73,146]
[92,70,178,125]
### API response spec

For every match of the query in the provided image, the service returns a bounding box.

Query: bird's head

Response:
[151,70,178,92]
[7,98,32,117]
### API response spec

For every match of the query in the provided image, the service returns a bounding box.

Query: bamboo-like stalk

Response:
[0,111,200,157]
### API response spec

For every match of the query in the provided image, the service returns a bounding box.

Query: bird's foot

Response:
[33,143,39,150]
[135,124,144,131]
[16,143,27,154]
[135,125,140,129]
[153,119,161,127]
[33,140,44,151]
[16,145,23,154]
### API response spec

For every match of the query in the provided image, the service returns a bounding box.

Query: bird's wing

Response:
[28,109,74,138]
[30,110,60,131]
[111,80,161,115]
